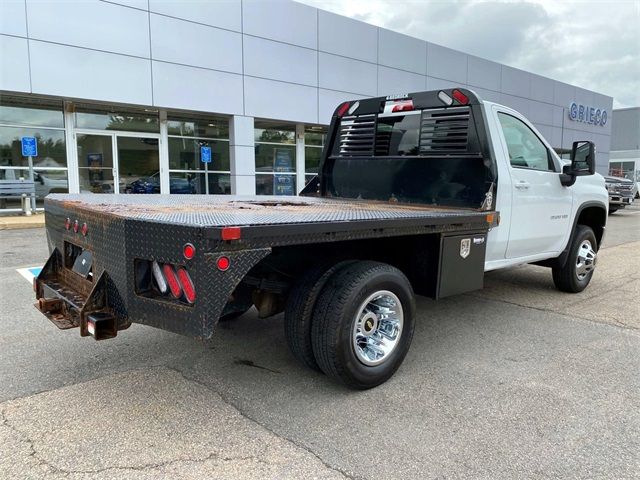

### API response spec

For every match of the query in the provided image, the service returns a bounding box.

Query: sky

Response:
[299,0,640,109]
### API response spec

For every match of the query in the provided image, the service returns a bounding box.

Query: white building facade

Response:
[0,0,614,209]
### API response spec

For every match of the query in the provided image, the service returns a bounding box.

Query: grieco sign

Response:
[568,102,608,126]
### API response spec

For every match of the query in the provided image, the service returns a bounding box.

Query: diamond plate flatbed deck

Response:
[47,194,490,231]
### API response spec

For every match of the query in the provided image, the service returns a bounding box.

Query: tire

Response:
[552,225,598,293]
[311,261,415,389]
[608,208,618,214]
[284,260,356,371]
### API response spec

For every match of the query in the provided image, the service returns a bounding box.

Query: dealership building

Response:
[609,107,640,186]
[0,0,614,211]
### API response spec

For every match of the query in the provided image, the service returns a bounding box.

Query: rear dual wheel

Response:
[285,260,415,389]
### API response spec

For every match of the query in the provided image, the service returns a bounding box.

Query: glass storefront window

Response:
[254,121,296,195]
[0,168,68,208]
[168,138,230,172]
[0,96,66,210]
[304,126,326,183]
[76,134,115,193]
[167,118,229,139]
[0,101,64,128]
[254,121,295,144]
[0,127,67,168]
[75,110,159,133]
[255,173,296,195]
[255,144,295,173]
[167,115,230,195]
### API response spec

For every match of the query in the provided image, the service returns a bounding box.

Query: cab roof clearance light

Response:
[438,91,454,106]
[451,89,469,105]
[336,102,351,117]
[383,99,414,114]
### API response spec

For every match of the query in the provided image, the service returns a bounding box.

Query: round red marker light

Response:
[183,243,196,260]
[73,220,79,233]
[216,256,230,271]
[64,217,71,230]
[81,223,88,236]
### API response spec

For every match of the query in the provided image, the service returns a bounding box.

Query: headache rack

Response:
[312,88,495,210]
[337,106,476,157]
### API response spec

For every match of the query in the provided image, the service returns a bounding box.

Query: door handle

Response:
[514,181,530,190]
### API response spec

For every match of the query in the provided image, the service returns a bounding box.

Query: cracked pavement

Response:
[1,207,639,479]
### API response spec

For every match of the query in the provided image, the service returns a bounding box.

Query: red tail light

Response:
[336,102,351,117]
[81,223,88,236]
[64,217,71,230]
[452,89,469,105]
[162,264,182,298]
[216,256,230,271]
[176,268,196,304]
[73,220,79,233]
[183,243,195,260]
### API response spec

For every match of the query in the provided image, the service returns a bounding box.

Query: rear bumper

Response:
[36,202,270,340]
[34,248,125,340]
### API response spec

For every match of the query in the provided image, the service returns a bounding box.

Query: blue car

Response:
[126,173,195,194]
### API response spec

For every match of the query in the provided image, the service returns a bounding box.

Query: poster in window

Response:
[273,148,294,195]
[87,153,103,170]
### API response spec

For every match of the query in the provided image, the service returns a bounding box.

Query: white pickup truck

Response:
[34,88,608,389]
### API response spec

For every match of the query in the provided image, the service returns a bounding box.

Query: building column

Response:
[229,115,255,195]
[295,123,305,194]
[158,110,170,194]
[63,102,80,194]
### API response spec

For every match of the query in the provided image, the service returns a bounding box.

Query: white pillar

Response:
[229,115,255,195]
[158,110,170,194]
[295,123,305,194]
[63,102,80,194]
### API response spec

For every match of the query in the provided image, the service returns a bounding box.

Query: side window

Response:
[498,112,554,171]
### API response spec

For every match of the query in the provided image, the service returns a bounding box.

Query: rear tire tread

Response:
[284,260,356,371]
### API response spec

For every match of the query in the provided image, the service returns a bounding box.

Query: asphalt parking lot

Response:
[1,206,639,479]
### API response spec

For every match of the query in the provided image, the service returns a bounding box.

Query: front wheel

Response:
[608,208,618,214]
[552,225,598,293]
[311,261,415,389]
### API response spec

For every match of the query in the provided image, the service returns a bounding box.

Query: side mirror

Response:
[570,141,596,175]
[561,141,596,187]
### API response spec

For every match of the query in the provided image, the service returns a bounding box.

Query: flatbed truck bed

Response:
[46,193,491,235]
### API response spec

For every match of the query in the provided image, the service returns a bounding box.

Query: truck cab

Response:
[482,102,607,269]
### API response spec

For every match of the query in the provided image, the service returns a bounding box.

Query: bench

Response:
[0,179,36,215]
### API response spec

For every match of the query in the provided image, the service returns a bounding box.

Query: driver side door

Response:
[495,110,573,259]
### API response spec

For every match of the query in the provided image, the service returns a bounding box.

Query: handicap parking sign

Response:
[21,137,37,157]
[200,146,212,163]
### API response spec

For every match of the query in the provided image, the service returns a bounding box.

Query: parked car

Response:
[604,175,635,213]
[33,172,68,198]
[126,172,195,194]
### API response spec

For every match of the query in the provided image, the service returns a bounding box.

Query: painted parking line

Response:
[17,266,43,284]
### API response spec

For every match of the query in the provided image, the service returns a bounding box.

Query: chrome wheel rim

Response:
[576,239,597,280]
[352,290,403,366]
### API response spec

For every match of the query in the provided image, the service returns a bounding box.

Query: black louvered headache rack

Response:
[420,107,471,153]
[310,88,495,208]
[335,106,479,157]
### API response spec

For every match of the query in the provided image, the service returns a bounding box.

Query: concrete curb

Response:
[0,215,45,230]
